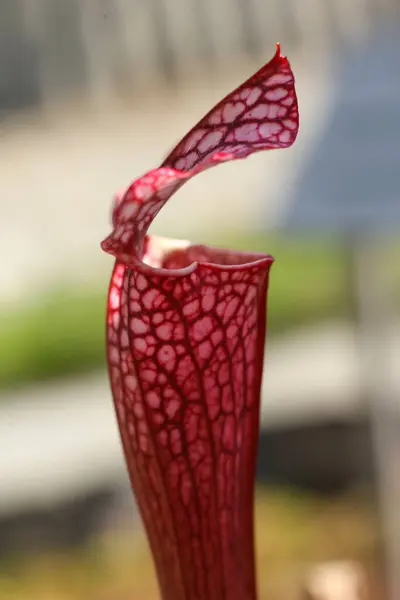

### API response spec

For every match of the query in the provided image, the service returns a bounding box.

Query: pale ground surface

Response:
[0,51,333,303]
[1,320,399,515]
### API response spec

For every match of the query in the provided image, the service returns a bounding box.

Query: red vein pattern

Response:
[102,45,298,600]
[163,44,298,171]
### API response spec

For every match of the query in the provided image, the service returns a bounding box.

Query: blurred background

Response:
[1,1,399,599]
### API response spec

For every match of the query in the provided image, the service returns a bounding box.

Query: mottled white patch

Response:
[175,158,186,170]
[134,338,147,353]
[120,202,139,220]
[225,296,240,320]
[243,286,256,306]
[158,373,167,384]
[279,129,292,144]
[112,312,120,329]
[246,104,269,120]
[267,74,292,85]
[184,151,198,169]
[157,344,176,368]
[139,434,149,453]
[226,323,238,340]
[114,225,124,240]
[223,101,245,123]
[265,87,288,101]
[130,300,140,313]
[183,299,200,317]
[120,330,129,348]
[217,364,229,386]
[183,128,206,153]
[234,123,259,143]
[121,231,131,244]
[165,398,180,419]
[147,391,161,409]
[136,274,147,291]
[107,327,117,343]
[285,118,298,130]
[156,323,173,341]
[126,375,137,391]
[246,87,262,106]
[191,315,213,342]
[113,265,124,285]
[109,346,120,365]
[142,288,159,310]
[267,103,280,119]
[259,121,282,138]
[176,344,185,356]
[281,95,294,107]
[211,330,223,346]
[197,130,224,154]
[131,318,148,335]
[137,202,153,220]
[208,108,222,125]
[152,312,163,325]
[198,340,212,360]
[201,292,216,312]
[135,184,153,201]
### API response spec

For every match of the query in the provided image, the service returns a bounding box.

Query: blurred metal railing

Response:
[0,0,399,109]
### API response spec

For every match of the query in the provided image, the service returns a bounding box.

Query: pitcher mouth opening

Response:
[141,234,274,275]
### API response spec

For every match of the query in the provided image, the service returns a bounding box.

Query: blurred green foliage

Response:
[0,234,398,390]
[0,287,107,390]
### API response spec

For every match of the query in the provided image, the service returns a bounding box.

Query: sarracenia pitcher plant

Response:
[101,45,299,600]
